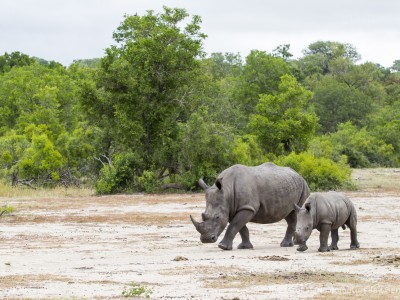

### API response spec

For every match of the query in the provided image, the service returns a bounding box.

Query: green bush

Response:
[122,283,152,298]
[95,152,143,194]
[275,152,354,191]
[137,170,160,193]
[310,122,396,168]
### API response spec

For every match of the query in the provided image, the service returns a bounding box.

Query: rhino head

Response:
[293,203,313,251]
[190,178,229,243]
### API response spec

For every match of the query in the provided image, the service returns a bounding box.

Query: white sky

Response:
[1,0,399,67]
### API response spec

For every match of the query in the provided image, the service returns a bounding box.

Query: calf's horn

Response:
[198,179,209,190]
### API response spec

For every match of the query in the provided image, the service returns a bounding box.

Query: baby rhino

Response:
[294,191,360,252]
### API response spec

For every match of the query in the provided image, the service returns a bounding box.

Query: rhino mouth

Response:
[200,234,217,243]
[293,232,306,245]
[190,215,220,243]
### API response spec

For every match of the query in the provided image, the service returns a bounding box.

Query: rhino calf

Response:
[294,191,360,252]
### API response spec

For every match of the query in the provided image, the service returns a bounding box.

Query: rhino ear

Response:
[294,204,302,213]
[215,177,223,190]
[305,203,311,212]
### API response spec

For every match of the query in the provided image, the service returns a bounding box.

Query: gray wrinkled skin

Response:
[190,163,310,250]
[294,191,360,252]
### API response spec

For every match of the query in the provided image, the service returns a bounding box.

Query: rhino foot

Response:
[318,247,330,252]
[297,244,308,252]
[280,240,294,247]
[238,242,253,249]
[350,242,360,249]
[218,241,233,251]
[329,245,339,251]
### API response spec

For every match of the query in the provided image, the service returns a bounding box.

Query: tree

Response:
[391,60,400,72]
[272,44,293,61]
[177,106,235,188]
[316,122,396,168]
[249,74,318,155]
[369,101,400,165]
[296,41,360,77]
[0,61,95,186]
[0,51,35,73]
[233,50,291,128]
[82,7,207,190]
[311,76,374,133]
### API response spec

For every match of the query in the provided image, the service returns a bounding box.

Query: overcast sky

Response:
[1,0,399,67]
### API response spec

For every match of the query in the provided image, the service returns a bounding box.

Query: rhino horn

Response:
[294,204,302,213]
[198,179,209,190]
[190,215,205,233]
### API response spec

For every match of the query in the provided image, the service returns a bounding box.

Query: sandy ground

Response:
[1,172,400,299]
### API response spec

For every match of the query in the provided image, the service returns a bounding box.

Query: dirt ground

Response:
[1,169,400,299]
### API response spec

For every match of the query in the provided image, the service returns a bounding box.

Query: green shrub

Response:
[122,283,152,298]
[0,205,14,216]
[95,152,143,194]
[275,152,354,191]
[137,170,160,193]
[310,122,396,168]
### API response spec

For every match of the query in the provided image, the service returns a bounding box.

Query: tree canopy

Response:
[0,8,399,192]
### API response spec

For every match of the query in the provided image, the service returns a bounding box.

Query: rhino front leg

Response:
[238,225,253,249]
[329,228,339,250]
[318,224,331,252]
[219,210,254,250]
[281,210,296,247]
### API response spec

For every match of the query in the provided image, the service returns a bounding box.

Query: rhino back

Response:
[221,163,309,224]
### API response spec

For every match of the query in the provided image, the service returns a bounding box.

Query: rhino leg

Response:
[318,224,331,252]
[219,210,254,251]
[348,219,360,249]
[329,228,339,250]
[280,210,296,247]
[238,225,253,249]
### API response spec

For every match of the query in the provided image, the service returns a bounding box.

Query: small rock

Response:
[173,256,188,261]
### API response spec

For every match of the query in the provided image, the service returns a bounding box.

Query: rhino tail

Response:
[342,224,347,230]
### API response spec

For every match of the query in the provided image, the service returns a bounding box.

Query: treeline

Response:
[0,7,399,193]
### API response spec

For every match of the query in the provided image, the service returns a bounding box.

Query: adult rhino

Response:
[190,162,310,250]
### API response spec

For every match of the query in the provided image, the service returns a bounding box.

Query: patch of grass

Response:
[206,271,363,289]
[352,168,400,193]
[373,255,400,267]
[330,259,371,266]
[0,274,71,289]
[315,281,400,300]
[0,182,93,198]
[0,205,14,216]
[122,283,152,298]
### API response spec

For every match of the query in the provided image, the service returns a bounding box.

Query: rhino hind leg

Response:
[329,228,339,250]
[280,210,296,247]
[344,211,360,249]
[348,219,360,249]
[238,225,253,249]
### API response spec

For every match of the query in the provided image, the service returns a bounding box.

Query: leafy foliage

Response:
[310,122,395,168]
[95,152,143,194]
[122,283,152,298]
[275,152,353,191]
[250,74,318,155]
[0,9,399,193]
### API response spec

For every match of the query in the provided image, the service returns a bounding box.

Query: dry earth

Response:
[1,169,400,299]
